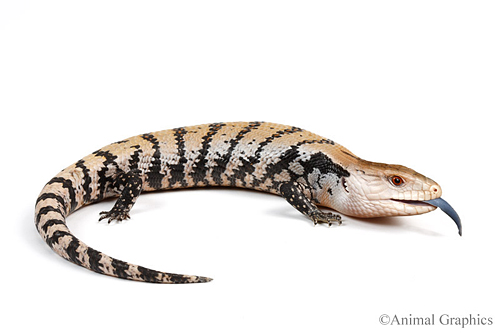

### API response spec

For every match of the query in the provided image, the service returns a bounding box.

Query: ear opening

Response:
[341,177,349,193]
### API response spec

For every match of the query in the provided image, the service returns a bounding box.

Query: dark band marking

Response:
[137,266,161,282]
[296,138,335,146]
[46,232,91,269]
[65,238,83,265]
[36,192,66,208]
[40,218,66,234]
[250,126,303,164]
[191,122,226,186]
[86,247,104,274]
[127,145,143,171]
[211,121,263,185]
[301,152,350,179]
[36,205,64,224]
[93,150,120,200]
[258,146,302,188]
[256,147,350,191]
[75,159,92,204]
[170,127,188,188]
[46,177,77,213]
[141,134,164,190]
[111,258,132,279]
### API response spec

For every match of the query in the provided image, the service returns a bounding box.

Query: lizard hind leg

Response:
[279,181,342,227]
[99,170,143,223]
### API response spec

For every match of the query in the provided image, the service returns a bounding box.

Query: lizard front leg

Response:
[279,181,342,227]
[99,170,143,223]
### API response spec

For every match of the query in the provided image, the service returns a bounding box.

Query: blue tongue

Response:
[424,198,462,236]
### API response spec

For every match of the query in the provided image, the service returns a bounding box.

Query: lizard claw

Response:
[99,209,130,223]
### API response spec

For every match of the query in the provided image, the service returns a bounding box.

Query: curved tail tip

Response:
[152,274,213,284]
[167,274,213,283]
[199,276,213,283]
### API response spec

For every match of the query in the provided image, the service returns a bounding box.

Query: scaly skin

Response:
[35,121,446,283]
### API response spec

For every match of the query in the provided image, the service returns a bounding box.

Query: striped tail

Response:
[35,176,212,284]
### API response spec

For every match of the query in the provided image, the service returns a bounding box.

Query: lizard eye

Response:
[390,176,404,186]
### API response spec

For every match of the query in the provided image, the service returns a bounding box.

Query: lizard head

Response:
[331,161,440,217]
[321,154,461,235]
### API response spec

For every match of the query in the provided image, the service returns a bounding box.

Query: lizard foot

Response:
[311,211,342,227]
[99,209,130,223]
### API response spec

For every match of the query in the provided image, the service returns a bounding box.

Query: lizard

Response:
[35,121,461,283]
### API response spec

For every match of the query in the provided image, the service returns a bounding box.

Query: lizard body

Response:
[35,121,460,283]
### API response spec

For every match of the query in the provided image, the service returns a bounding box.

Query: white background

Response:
[1,1,499,332]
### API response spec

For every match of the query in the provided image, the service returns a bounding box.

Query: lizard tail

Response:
[35,177,212,284]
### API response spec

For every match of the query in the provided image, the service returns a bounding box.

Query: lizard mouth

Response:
[390,199,434,207]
